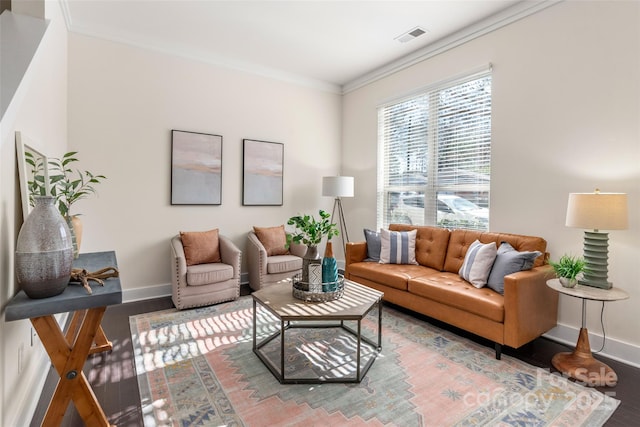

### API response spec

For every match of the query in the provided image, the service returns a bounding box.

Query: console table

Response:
[546,279,628,387]
[6,251,122,426]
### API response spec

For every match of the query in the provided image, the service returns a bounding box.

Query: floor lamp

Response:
[565,189,628,289]
[322,176,354,254]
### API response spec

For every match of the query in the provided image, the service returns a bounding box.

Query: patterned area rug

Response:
[130,296,618,426]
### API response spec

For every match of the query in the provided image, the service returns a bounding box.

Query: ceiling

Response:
[61,1,552,92]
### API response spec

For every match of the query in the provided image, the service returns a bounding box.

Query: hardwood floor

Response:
[30,289,639,426]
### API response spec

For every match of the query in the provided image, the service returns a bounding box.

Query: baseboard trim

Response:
[122,283,172,303]
[543,323,640,369]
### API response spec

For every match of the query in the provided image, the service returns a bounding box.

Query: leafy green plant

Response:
[286,210,339,247]
[26,151,107,218]
[549,254,585,280]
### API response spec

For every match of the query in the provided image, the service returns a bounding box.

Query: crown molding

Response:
[341,0,563,94]
[58,0,341,94]
[59,0,561,96]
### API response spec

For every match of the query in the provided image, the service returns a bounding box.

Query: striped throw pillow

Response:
[459,239,498,288]
[379,229,418,265]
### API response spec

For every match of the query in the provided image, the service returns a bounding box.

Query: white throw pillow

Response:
[459,240,498,288]
[379,229,418,265]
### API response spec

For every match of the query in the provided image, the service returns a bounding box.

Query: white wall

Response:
[67,33,343,299]
[342,0,639,363]
[0,3,68,426]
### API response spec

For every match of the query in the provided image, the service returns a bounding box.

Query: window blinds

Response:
[377,70,492,231]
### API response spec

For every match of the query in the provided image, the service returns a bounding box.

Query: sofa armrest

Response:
[345,241,367,268]
[503,265,558,348]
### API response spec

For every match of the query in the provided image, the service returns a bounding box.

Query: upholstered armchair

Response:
[247,225,306,291]
[170,229,241,310]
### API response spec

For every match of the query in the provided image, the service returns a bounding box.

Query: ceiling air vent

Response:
[395,26,427,43]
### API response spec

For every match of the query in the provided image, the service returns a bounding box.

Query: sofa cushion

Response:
[187,262,233,286]
[459,240,498,288]
[444,229,547,273]
[380,229,418,265]
[180,229,221,266]
[363,228,381,262]
[487,242,542,294]
[408,273,505,323]
[347,262,437,291]
[389,224,450,270]
[253,225,289,256]
[266,255,303,274]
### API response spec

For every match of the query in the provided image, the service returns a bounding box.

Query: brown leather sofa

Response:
[345,224,558,359]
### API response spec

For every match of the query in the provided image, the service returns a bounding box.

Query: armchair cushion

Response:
[267,255,303,274]
[180,229,221,266]
[253,225,289,256]
[187,263,234,286]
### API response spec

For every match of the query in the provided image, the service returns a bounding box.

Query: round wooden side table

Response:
[546,279,629,387]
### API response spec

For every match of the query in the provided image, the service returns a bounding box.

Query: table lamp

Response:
[322,176,354,253]
[565,189,628,289]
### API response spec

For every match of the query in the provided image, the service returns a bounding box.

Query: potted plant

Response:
[549,254,585,288]
[286,210,339,283]
[26,151,107,257]
[286,209,339,251]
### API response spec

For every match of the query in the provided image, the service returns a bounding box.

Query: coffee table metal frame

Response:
[252,280,383,384]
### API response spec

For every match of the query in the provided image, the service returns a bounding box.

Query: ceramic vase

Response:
[559,277,578,288]
[322,241,339,291]
[15,196,74,298]
[302,245,321,285]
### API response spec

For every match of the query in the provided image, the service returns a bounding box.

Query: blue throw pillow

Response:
[363,228,381,262]
[487,242,542,295]
[379,229,418,265]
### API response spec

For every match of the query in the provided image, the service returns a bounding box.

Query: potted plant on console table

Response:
[286,210,339,283]
[26,151,107,258]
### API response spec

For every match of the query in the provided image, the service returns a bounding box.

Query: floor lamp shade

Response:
[322,176,354,198]
[565,191,628,289]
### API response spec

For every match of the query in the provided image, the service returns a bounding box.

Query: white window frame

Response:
[377,67,492,231]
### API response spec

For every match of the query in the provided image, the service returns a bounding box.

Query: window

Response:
[377,70,492,231]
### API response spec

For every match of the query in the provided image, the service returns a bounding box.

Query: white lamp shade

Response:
[566,192,628,230]
[322,176,354,198]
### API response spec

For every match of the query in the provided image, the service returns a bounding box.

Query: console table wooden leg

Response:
[66,310,113,355]
[32,307,112,427]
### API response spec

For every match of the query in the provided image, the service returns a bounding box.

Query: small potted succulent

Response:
[549,254,585,288]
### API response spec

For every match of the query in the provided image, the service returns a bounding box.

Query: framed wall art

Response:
[16,131,49,220]
[171,130,222,205]
[242,139,283,206]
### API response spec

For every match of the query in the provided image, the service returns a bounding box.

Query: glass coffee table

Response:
[252,279,383,384]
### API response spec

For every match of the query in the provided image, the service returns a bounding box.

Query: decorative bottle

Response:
[322,241,339,291]
[15,196,74,298]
